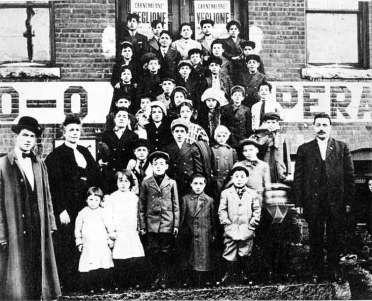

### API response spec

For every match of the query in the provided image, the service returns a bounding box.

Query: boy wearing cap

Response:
[139,55,163,99]
[221,85,252,148]
[139,151,179,289]
[204,56,232,97]
[166,118,203,197]
[218,165,261,285]
[156,77,176,110]
[251,81,282,130]
[234,54,266,108]
[232,40,265,74]
[188,48,207,81]
[0,116,61,300]
[156,30,181,78]
[172,23,202,60]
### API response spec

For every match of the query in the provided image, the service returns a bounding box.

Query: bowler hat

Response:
[12,116,43,137]
[148,151,170,163]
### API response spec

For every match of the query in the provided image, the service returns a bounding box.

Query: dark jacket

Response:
[156,47,182,78]
[148,36,160,53]
[110,59,142,87]
[111,82,139,113]
[222,37,242,59]
[204,73,232,96]
[139,71,163,100]
[139,175,180,233]
[0,151,61,300]
[118,30,149,58]
[145,120,172,152]
[45,143,102,219]
[221,104,252,148]
[293,138,355,223]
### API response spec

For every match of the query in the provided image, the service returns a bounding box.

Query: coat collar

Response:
[311,137,335,160]
[148,174,171,192]
[8,149,38,165]
[193,193,207,217]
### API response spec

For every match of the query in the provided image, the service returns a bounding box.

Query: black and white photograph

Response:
[0,0,371,300]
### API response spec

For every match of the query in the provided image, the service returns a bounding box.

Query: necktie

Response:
[22,152,33,159]
[259,101,266,125]
[139,160,144,176]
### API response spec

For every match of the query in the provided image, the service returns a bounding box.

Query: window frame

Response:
[0,1,56,66]
[305,1,369,69]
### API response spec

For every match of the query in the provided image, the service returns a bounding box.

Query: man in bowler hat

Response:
[0,116,61,300]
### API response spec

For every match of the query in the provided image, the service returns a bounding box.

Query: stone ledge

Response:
[60,282,351,300]
[0,64,60,79]
[301,65,372,80]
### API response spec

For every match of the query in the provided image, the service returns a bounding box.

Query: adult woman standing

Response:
[45,115,101,292]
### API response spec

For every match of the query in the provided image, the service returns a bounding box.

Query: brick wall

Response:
[248,0,306,81]
[369,2,372,69]
[54,0,116,80]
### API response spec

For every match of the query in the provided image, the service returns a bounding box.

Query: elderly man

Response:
[293,112,354,283]
[0,116,60,300]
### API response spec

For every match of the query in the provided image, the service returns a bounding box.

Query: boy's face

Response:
[162,81,175,93]
[231,91,244,106]
[242,144,259,160]
[190,53,202,66]
[215,131,229,145]
[116,98,131,108]
[120,69,132,83]
[127,18,138,31]
[114,111,129,128]
[263,119,280,132]
[202,23,213,36]
[151,106,164,122]
[117,174,131,192]
[209,62,221,75]
[212,44,224,57]
[152,158,168,175]
[121,47,133,60]
[179,65,191,78]
[174,92,186,106]
[206,98,218,109]
[148,59,160,73]
[153,23,163,36]
[247,59,260,72]
[179,105,193,121]
[172,126,187,144]
[243,46,254,56]
[228,24,240,38]
[159,33,172,47]
[87,194,101,209]
[232,171,248,188]
[180,25,192,39]
[368,180,372,192]
[134,146,149,161]
[16,129,36,153]
[259,85,271,101]
[191,177,206,195]
[63,123,81,145]
[140,98,151,111]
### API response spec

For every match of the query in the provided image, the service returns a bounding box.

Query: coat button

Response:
[20,179,24,183]
[22,214,25,218]
[23,231,27,235]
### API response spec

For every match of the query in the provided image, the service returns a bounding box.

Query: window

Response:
[306,0,369,68]
[0,1,54,66]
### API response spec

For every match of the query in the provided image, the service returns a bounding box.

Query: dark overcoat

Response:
[181,192,216,271]
[156,47,182,78]
[145,120,172,152]
[0,151,61,300]
[293,138,355,223]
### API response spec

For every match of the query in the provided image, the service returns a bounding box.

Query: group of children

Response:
[73,14,294,292]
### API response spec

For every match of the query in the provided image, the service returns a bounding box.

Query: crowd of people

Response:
[0,13,356,300]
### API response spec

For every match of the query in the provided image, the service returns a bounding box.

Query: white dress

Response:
[75,206,114,272]
[105,191,145,260]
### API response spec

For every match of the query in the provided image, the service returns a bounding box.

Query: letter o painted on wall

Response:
[0,86,19,121]
[64,86,88,118]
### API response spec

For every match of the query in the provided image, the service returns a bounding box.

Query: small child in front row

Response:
[75,187,115,293]
[181,173,216,287]
[139,151,179,290]
[105,170,145,289]
[218,166,261,285]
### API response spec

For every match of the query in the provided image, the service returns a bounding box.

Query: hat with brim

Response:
[134,138,150,150]
[245,54,261,63]
[170,118,189,132]
[120,41,133,50]
[238,138,262,149]
[230,165,249,177]
[148,151,170,163]
[240,40,256,49]
[150,100,167,115]
[231,85,246,97]
[12,116,43,137]
[177,60,193,69]
[262,112,282,122]
[201,88,228,106]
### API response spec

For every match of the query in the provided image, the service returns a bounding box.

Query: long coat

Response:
[181,193,216,271]
[145,120,172,152]
[293,138,354,223]
[0,151,61,300]
[139,175,180,233]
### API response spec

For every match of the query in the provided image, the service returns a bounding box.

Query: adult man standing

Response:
[0,116,61,300]
[293,112,354,282]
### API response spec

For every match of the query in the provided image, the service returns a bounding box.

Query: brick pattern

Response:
[369,2,372,69]
[54,0,116,80]
[248,0,306,81]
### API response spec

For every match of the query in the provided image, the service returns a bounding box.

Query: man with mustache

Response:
[293,112,354,283]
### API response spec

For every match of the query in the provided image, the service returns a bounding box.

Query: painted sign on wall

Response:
[0,81,371,124]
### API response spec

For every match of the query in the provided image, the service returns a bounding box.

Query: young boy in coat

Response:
[218,165,261,285]
[181,173,216,287]
[139,151,179,289]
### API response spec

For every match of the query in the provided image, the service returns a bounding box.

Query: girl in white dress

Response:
[75,187,115,292]
[105,170,145,288]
